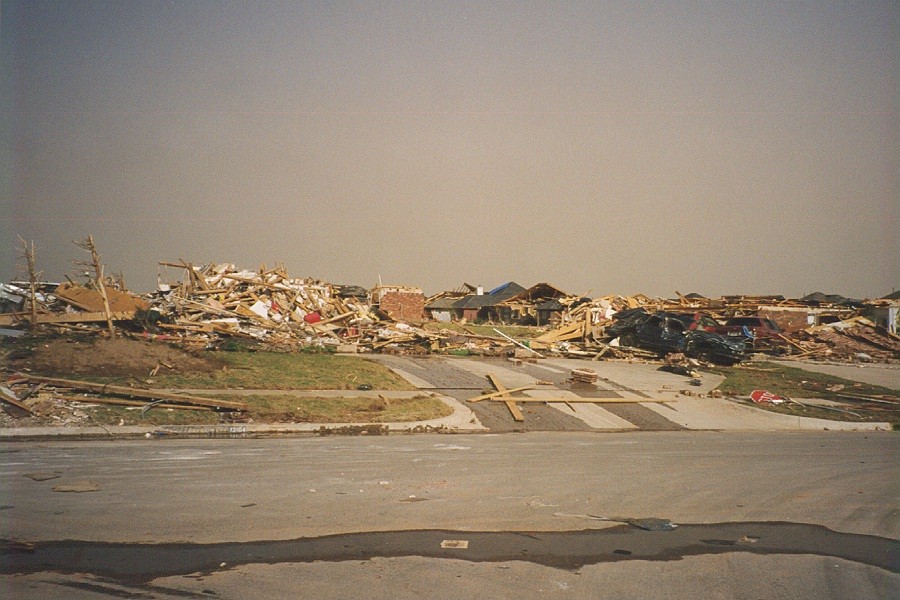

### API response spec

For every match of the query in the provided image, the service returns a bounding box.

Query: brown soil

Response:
[9,336,223,379]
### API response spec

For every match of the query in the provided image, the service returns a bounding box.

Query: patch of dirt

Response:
[9,336,223,378]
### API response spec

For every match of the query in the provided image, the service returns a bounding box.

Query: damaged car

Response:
[605,308,746,365]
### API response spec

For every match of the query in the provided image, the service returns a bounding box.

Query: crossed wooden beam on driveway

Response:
[467,372,676,423]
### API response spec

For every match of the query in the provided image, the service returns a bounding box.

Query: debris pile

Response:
[0,374,240,429]
[571,368,599,384]
[151,262,383,347]
[0,281,147,329]
[142,263,528,354]
[529,294,899,364]
[790,318,900,362]
[1,236,897,364]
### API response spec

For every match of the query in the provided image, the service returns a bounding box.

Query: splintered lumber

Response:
[468,385,536,402]
[492,328,543,358]
[592,345,613,360]
[777,333,809,353]
[55,282,149,313]
[486,373,524,422]
[0,311,137,326]
[29,311,137,324]
[535,321,585,343]
[0,388,34,414]
[571,368,598,383]
[309,311,355,327]
[75,236,116,337]
[57,395,213,411]
[16,375,247,411]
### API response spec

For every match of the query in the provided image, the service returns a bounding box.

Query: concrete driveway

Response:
[367,355,890,432]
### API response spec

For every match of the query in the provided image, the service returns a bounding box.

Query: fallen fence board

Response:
[468,385,535,402]
[16,375,247,411]
[57,395,213,411]
[486,374,525,422]
[1,389,34,414]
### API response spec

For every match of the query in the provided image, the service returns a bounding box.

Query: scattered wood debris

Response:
[15,374,247,412]
[1,236,896,364]
[571,368,598,384]
[468,373,677,423]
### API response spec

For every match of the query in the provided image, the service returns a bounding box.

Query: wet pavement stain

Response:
[2,522,897,584]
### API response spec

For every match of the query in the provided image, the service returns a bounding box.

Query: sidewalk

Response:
[0,390,487,440]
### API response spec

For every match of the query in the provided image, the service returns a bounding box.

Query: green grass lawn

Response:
[710,361,898,400]
[147,352,416,390]
[709,361,899,424]
[82,393,451,426]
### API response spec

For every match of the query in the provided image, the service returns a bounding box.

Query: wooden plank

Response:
[53,293,97,312]
[310,311,356,327]
[486,374,525,422]
[55,282,149,313]
[0,389,34,414]
[491,328,543,358]
[535,321,584,343]
[0,313,25,326]
[486,373,507,393]
[26,311,136,325]
[503,399,525,421]
[777,333,809,353]
[0,312,138,326]
[467,385,535,402]
[216,273,292,291]
[592,345,613,360]
[17,375,247,411]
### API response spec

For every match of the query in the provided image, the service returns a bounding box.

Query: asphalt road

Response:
[2,431,898,599]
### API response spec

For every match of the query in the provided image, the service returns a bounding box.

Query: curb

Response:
[0,393,487,441]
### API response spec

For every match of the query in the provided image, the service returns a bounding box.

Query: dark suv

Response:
[605,309,745,365]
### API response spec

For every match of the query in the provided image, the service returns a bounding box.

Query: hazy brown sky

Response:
[2,1,897,297]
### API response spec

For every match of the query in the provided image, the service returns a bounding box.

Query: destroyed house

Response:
[424,284,478,322]
[486,282,569,324]
[861,292,900,335]
[451,282,526,322]
[754,293,861,332]
[534,296,593,326]
[425,295,462,322]
[370,285,425,323]
[799,292,864,307]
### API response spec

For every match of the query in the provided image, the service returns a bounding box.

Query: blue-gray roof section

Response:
[453,282,526,309]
